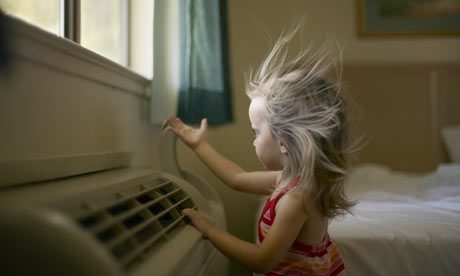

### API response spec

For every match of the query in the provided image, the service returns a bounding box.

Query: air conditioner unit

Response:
[0,136,228,276]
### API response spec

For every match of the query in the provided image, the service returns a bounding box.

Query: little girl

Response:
[166,28,354,275]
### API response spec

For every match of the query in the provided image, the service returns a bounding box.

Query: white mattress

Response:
[330,163,460,276]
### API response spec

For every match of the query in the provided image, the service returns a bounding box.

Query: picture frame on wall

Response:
[357,0,460,36]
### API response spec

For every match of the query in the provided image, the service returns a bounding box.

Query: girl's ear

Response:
[279,142,288,154]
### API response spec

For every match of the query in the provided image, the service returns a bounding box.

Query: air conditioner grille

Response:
[72,177,196,271]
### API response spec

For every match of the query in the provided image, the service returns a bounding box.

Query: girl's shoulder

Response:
[274,175,316,215]
[283,185,322,218]
[278,188,309,216]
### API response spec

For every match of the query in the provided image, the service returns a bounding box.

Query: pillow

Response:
[442,125,460,163]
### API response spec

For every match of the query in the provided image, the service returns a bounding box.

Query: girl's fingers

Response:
[163,117,176,133]
[161,118,169,131]
[166,116,174,128]
[166,116,184,133]
[181,208,195,217]
[169,117,178,127]
[173,117,182,126]
[162,126,172,133]
[168,116,206,130]
[171,117,186,131]
[200,118,208,131]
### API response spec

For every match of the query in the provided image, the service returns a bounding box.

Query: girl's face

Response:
[248,97,287,170]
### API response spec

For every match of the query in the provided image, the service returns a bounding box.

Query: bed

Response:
[329,163,460,276]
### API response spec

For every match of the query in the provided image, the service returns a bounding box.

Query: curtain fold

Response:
[178,0,233,125]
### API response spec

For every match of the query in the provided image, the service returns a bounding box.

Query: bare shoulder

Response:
[274,187,328,245]
[276,189,309,218]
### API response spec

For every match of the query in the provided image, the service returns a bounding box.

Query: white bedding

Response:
[330,163,460,276]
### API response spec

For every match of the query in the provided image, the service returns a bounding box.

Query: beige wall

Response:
[228,0,460,64]
[343,63,460,171]
[177,0,460,274]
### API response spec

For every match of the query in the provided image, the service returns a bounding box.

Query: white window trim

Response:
[150,0,181,124]
[129,0,153,79]
[5,14,151,97]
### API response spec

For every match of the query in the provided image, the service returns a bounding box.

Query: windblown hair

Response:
[246,27,355,218]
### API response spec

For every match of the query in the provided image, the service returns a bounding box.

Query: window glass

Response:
[80,0,127,65]
[0,0,61,35]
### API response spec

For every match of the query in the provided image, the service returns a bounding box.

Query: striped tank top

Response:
[257,188,346,276]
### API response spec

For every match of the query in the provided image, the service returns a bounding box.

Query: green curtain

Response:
[178,0,233,125]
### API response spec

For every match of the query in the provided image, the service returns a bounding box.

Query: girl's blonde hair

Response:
[246,26,355,218]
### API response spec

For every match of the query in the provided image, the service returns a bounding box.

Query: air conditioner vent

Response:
[71,177,196,271]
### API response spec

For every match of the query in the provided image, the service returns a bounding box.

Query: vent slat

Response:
[106,197,193,249]
[119,214,187,267]
[74,179,172,220]
[71,177,197,271]
[87,188,183,234]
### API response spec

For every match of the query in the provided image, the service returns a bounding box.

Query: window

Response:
[0,0,152,78]
[0,0,61,35]
[80,0,128,66]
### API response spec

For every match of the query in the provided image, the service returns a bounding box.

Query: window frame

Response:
[1,0,152,78]
[62,0,80,43]
[63,0,130,67]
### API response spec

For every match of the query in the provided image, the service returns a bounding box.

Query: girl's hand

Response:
[181,208,214,239]
[165,116,208,150]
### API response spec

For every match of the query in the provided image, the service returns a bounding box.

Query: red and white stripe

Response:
[257,189,346,276]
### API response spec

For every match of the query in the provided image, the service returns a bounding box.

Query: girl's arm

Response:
[194,141,278,195]
[166,116,277,195]
[183,191,308,273]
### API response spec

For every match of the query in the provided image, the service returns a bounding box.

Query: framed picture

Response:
[357,0,460,36]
